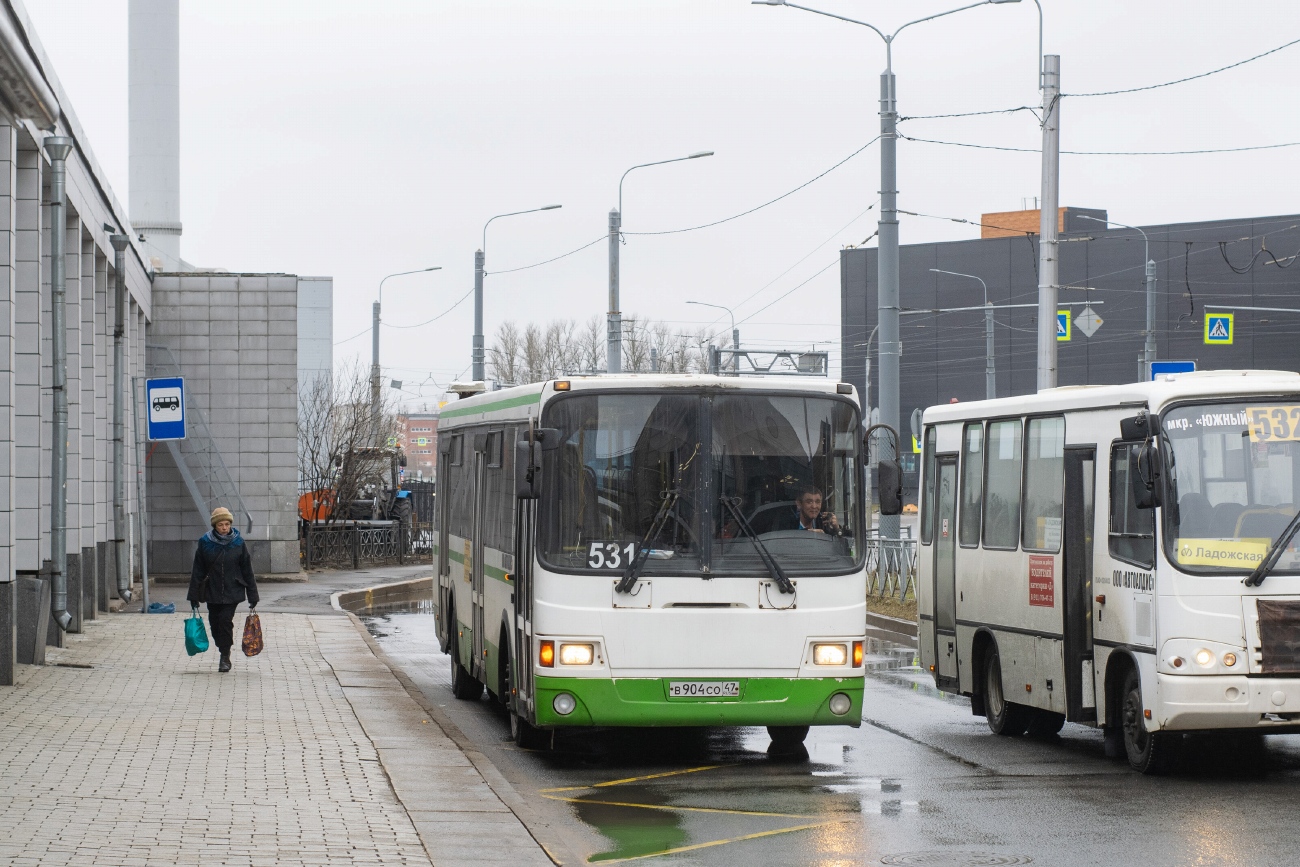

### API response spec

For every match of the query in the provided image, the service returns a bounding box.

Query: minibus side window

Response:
[920,427,938,545]
[982,419,1022,549]
[959,423,983,548]
[1110,443,1155,568]
[1022,417,1065,552]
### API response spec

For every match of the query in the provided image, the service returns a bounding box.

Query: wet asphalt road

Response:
[363,607,1300,867]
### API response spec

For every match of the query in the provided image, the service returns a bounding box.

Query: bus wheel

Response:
[450,626,483,701]
[767,725,810,750]
[983,646,1029,736]
[1026,710,1066,738]
[1121,668,1176,774]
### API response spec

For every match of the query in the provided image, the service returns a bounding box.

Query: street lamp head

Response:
[541,204,562,210]
[689,151,715,159]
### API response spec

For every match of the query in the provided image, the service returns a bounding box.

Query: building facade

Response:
[397,411,439,482]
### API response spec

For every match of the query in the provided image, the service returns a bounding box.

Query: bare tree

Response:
[489,320,522,385]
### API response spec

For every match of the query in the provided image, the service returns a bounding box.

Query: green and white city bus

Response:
[917,370,1300,773]
[433,374,868,749]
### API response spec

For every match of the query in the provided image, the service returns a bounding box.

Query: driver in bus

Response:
[773,485,842,536]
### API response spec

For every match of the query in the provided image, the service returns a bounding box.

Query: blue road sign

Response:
[146,377,186,441]
[1056,311,1071,341]
[1204,312,1234,345]
[1150,361,1196,380]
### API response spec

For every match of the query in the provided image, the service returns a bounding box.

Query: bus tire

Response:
[1026,710,1066,738]
[1121,668,1176,774]
[983,646,1030,737]
[767,725,810,749]
[450,621,483,701]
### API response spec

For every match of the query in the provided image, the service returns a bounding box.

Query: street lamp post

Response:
[610,152,713,373]
[686,300,738,371]
[754,0,1022,537]
[372,266,441,443]
[1079,214,1156,380]
[930,268,996,400]
[475,205,562,382]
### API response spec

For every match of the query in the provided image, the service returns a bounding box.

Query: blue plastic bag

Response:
[184,612,209,656]
[148,602,175,614]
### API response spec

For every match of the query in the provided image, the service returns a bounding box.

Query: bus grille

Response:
[1258,600,1300,674]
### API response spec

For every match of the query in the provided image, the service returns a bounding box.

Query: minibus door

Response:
[1063,447,1097,722]
[435,456,451,652]
[470,438,487,682]
[933,455,959,689]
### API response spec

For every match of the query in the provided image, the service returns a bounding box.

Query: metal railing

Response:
[866,532,917,601]
[301,521,433,569]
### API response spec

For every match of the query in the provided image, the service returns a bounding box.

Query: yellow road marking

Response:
[588,820,847,864]
[540,765,722,794]
[541,794,816,820]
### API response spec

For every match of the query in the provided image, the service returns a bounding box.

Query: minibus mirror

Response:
[535,427,563,451]
[878,460,904,516]
[1120,412,1150,441]
[1131,444,1162,510]
[515,440,540,499]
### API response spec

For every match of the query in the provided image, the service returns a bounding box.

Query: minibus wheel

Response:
[983,646,1029,736]
[767,725,810,751]
[1121,668,1176,774]
[450,613,484,701]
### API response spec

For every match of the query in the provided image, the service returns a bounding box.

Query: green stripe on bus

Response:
[439,392,541,420]
[442,547,510,582]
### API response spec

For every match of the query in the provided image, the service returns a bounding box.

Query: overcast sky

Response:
[24,0,1300,403]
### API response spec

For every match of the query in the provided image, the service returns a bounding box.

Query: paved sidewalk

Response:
[0,610,553,867]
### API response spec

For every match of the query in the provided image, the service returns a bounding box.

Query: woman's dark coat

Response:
[187,529,260,607]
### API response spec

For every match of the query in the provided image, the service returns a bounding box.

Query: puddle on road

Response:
[356,594,953,863]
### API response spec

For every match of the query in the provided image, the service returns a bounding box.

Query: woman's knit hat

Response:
[210,507,234,527]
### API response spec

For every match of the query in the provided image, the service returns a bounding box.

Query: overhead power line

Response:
[899,132,1300,157]
[385,287,474,329]
[1065,35,1300,98]
[486,235,605,276]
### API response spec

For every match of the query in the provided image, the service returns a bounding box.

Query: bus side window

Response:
[982,419,1022,549]
[1110,443,1156,568]
[1022,416,1065,552]
[919,427,938,544]
[959,423,983,548]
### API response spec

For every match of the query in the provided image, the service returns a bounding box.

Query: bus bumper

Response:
[1158,673,1300,730]
[531,675,864,728]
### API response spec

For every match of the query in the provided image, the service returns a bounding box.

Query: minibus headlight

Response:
[1194,649,1215,668]
[813,643,848,666]
[559,643,594,666]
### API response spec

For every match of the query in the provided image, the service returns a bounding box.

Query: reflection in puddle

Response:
[573,798,688,863]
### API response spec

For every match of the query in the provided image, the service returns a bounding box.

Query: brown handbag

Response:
[241,613,264,657]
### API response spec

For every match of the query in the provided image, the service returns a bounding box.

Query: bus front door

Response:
[1062,447,1097,722]
[470,443,487,683]
[933,455,959,690]
[512,498,535,717]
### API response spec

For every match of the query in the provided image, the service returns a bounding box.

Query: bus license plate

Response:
[668,681,740,698]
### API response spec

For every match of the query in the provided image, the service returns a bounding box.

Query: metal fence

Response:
[866,533,917,601]
[301,522,434,570]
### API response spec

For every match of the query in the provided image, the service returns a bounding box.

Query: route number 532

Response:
[1248,406,1300,442]
[588,541,637,569]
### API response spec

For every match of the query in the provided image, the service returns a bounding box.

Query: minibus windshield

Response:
[1163,401,1300,575]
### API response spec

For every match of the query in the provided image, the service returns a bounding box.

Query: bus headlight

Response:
[553,693,576,715]
[813,644,848,666]
[559,643,594,666]
[829,692,852,715]
[1194,648,1215,668]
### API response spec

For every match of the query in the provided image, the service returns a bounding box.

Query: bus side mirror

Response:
[535,428,563,451]
[1120,413,1149,441]
[878,460,904,516]
[1131,444,1162,510]
[515,440,540,500]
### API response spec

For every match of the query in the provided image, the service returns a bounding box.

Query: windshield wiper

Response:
[1244,509,1300,587]
[720,496,795,595]
[617,443,701,594]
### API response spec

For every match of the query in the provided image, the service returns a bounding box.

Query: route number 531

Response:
[588,541,637,569]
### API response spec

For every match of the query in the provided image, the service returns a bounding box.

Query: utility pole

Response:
[1143,256,1157,376]
[607,210,621,373]
[877,69,901,539]
[1036,54,1060,391]
[473,249,486,381]
[371,298,381,443]
[110,233,132,604]
[45,136,74,632]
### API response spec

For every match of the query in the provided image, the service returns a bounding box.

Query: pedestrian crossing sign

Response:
[1205,313,1234,345]
[1056,311,1071,342]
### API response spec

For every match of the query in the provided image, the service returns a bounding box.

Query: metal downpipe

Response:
[45,135,73,631]
[110,233,132,603]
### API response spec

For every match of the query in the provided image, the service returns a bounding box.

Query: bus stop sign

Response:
[146,376,186,441]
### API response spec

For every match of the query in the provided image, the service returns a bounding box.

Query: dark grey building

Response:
[842,209,1300,437]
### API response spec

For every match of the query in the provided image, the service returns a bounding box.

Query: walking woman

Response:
[188,507,259,672]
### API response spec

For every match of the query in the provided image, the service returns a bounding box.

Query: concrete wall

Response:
[147,273,310,576]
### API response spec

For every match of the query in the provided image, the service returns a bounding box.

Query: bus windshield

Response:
[1163,400,1300,575]
[538,391,862,575]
